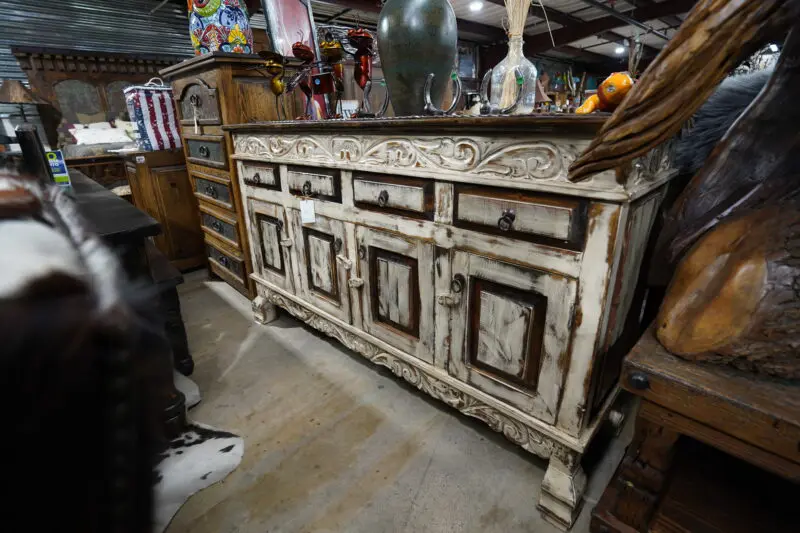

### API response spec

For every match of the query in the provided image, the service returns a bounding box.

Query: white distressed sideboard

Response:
[226,116,676,529]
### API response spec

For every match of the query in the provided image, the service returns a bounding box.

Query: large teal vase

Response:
[378,0,458,116]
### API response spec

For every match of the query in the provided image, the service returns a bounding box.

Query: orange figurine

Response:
[576,72,634,114]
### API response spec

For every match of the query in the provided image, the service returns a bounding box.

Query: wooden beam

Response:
[625,0,685,27]
[525,0,696,55]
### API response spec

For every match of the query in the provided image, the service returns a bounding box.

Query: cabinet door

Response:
[152,165,204,262]
[449,252,577,423]
[290,211,352,324]
[247,198,293,292]
[356,227,435,364]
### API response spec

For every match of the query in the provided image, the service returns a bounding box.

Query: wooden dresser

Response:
[160,53,293,297]
[124,150,205,272]
[226,116,678,529]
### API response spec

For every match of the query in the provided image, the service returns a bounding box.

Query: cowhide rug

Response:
[154,374,244,533]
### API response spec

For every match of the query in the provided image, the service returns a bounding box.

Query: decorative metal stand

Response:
[422,72,462,116]
[354,79,390,118]
[479,67,524,115]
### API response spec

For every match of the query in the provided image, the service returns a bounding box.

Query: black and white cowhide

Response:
[154,420,244,532]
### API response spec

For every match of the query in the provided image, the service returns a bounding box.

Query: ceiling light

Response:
[769,43,779,53]
[469,1,484,12]
[615,46,626,55]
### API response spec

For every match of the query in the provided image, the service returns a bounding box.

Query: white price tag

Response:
[135,155,146,164]
[300,199,316,224]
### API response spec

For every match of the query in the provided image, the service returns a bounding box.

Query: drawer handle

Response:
[210,220,223,233]
[204,185,218,199]
[252,172,261,184]
[218,255,230,268]
[377,189,389,207]
[358,245,367,260]
[498,209,516,232]
[334,237,343,254]
[302,180,313,197]
[450,274,466,294]
[189,94,201,107]
[198,145,210,158]
[628,372,650,391]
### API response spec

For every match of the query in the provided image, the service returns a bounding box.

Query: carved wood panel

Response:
[246,199,293,292]
[357,226,435,364]
[290,211,352,324]
[177,79,221,126]
[449,251,578,423]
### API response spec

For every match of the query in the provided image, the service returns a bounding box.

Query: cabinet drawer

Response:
[199,205,239,247]
[186,135,227,170]
[206,242,245,281]
[454,186,587,250]
[177,79,221,125]
[194,175,233,208]
[287,165,341,203]
[353,173,434,219]
[239,161,280,190]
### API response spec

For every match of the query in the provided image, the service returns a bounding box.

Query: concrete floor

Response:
[167,273,633,533]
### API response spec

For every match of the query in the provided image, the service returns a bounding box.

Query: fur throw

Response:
[675,69,773,176]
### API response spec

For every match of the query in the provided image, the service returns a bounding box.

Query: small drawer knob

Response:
[219,255,229,268]
[204,185,218,199]
[498,209,516,232]
[628,372,650,391]
[211,220,223,233]
[378,189,389,207]
[302,180,313,197]
[252,172,261,184]
[189,94,201,107]
[198,145,210,158]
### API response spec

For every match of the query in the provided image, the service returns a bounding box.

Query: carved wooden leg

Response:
[538,446,587,530]
[591,402,680,532]
[252,295,278,324]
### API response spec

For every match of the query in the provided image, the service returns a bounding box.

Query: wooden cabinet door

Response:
[290,211,352,324]
[152,165,204,263]
[448,251,578,423]
[355,227,435,364]
[247,198,293,292]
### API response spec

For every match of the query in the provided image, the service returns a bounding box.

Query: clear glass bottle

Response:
[489,36,538,114]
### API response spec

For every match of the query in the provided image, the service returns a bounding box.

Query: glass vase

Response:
[489,36,538,114]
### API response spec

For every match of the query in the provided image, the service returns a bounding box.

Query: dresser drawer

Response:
[239,161,280,190]
[353,173,434,219]
[287,165,341,203]
[193,174,233,209]
[186,135,227,170]
[454,186,587,250]
[206,242,245,281]
[177,79,221,126]
[199,204,239,247]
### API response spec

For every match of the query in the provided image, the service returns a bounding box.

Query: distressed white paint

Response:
[238,160,277,186]
[259,219,281,270]
[458,193,574,240]
[448,252,577,424]
[476,290,532,378]
[235,126,676,531]
[287,169,335,196]
[308,234,334,294]
[377,257,412,327]
[244,198,293,292]
[354,179,425,212]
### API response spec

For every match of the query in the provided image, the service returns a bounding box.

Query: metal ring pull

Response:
[377,190,389,207]
[479,67,525,115]
[302,180,313,197]
[423,72,462,116]
[198,145,210,158]
[450,274,466,294]
[219,255,230,268]
[189,94,201,107]
[498,209,516,232]
[252,172,261,184]
[204,185,218,199]
[211,220,223,233]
